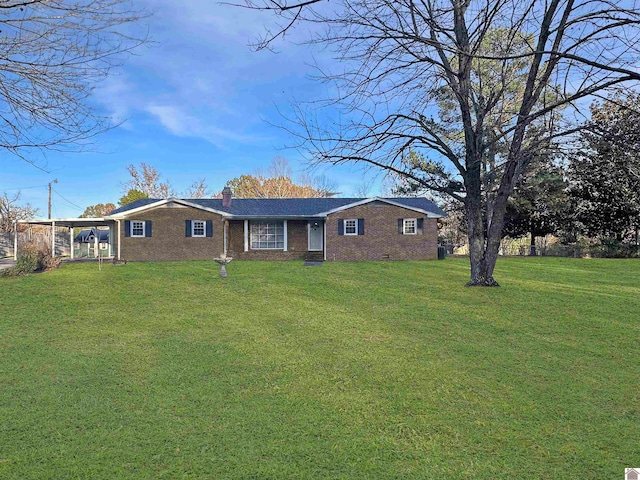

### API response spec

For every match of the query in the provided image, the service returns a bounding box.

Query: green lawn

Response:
[0,258,638,478]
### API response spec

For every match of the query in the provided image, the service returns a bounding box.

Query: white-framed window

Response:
[403,218,417,235]
[74,243,81,250]
[192,220,206,237]
[344,219,358,235]
[250,221,284,249]
[99,243,109,250]
[131,220,145,237]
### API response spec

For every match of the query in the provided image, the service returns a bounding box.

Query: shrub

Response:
[3,243,62,276]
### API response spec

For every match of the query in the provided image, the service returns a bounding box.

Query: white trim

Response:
[308,220,324,251]
[243,220,248,252]
[344,219,358,236]
[106,198,228,219]
[403,218,417,235]
[69,228,74,260]
[283,220,288,252]
[318,197,444,218]
[131,220,145,238]
[191,220,206,237]
[19,217,107,224]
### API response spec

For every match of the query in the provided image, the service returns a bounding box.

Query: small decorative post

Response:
[214,254,232,277]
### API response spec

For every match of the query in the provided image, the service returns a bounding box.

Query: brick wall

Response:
[120,205,224,261]
[227,219,308,260]
[326,204,438,261]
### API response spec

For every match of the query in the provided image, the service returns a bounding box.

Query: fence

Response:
[0,230,71,258]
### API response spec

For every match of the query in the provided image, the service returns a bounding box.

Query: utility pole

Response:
[48,179,58,218]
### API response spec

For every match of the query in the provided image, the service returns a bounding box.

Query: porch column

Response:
[13,221,18,260]
[108,224,113,257]
[223,220,228,256]
[117,220,121,260]
[243,220,248,252]
[51,221,56,258]
[323,220,327,261]
[283,220,288,252]
[94,231,99,258]
[70,228,74,259]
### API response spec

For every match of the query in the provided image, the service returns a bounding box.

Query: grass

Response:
[0,257,638,479]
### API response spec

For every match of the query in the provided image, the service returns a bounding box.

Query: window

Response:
[344,219,357,235]
[131,220,145,237]
[192,220,205,237]
[99,243,108,250]
[250,221,284,249]
[403,218,417,235]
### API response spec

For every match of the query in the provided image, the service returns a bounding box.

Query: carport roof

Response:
[18,218,115,228]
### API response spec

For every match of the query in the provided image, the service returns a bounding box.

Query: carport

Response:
[15,218,117,260]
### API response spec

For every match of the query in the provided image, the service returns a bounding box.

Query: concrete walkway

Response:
[0,258,16,270]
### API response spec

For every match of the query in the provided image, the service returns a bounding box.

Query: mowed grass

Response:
[0,258,638,479]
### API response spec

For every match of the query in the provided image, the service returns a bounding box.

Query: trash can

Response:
[437,246,447,260]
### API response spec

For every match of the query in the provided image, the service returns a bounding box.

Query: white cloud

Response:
[145,104,271,146]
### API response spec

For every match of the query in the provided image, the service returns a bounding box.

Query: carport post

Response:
[94,231,98,258]
[13,221,18,260]
[70,228,74,260]
[51,221,56,258]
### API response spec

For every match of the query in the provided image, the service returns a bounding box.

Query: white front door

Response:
[308,221,323,251]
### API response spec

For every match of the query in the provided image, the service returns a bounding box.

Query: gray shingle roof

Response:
[108,197,446,217]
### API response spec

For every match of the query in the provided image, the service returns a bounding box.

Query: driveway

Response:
[0,258,15,270]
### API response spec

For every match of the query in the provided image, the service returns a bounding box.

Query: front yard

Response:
[0,258,638,478]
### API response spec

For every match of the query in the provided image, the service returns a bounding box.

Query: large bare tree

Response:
[0,192,39,231]
[236,0,640,285]
[0,0,146,168]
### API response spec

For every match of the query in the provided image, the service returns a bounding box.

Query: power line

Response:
[0,184,49,191]
[51,188,84,212]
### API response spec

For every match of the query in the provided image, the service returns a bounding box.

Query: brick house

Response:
[103,189,446,262]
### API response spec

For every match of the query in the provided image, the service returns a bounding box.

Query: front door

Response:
[308,221,323,251]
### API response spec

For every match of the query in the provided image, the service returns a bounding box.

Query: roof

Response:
[107,197,447,218]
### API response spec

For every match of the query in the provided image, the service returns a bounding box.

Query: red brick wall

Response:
[119,204,224,261]
[227,219,309,260]
[326,204,438,261]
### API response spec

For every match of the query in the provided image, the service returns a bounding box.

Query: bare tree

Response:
[0,192,39,231]
[0,0,147,168]
[185,179,212,199]
[235,0,640,285]
[124,163,175,199]
[225,157,336,197]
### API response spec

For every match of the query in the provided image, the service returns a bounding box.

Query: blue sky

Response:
[1,1,381,218]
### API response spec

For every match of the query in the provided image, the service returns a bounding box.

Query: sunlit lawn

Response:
[0,257,638,478]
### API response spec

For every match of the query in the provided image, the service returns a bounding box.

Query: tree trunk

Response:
[465,172,500,287]
[529,230,537,256]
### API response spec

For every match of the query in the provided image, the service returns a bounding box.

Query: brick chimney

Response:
[222,186,232,207]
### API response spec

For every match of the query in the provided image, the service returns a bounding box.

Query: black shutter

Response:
[417,218,424,234]
[145,221,152,237]
[124,220,131,237]
[338,219,344,235]
[206,220,213,237]
[357,218,364,235]
[185,220,192,237]
[398,219,404,234]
